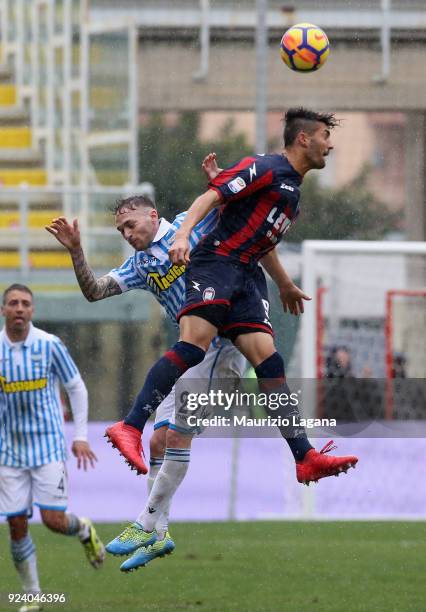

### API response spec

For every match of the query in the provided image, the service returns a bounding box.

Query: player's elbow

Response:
[84,292,100,303]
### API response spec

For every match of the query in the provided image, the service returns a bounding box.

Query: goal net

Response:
[298,241,426,421]
[385,290,426,380]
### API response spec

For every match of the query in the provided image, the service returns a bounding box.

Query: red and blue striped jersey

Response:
[202,154,302,264]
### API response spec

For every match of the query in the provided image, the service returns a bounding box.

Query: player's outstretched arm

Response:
[46,216,122,302]
[169,189,221,265]
[260,249,311,316]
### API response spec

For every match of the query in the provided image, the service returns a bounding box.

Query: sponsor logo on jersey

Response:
[228,177,246,194]
[0,375,48,393]
[146,264,186,293]
[141,257,159,265]
[280,183,295,192]
[203,287,216,302]
[249,163,257,182]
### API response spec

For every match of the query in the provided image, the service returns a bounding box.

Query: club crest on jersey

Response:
[228,177,246,194]
[146,264,186,294]
[203,287,216,302]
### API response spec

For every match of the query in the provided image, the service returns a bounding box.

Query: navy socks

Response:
[125,341,205,431]
[255,353,313,461]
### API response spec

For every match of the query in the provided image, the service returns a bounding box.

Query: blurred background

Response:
[0,0,425,522]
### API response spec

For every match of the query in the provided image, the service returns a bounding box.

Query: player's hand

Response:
[72,440,98,470]
[202,152,223,181]
[279,284,311,315]
[45,216,81,252]
[169,235,191,265]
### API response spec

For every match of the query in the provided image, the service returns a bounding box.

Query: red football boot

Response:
[105,421,148,475]
[296,440,358,485]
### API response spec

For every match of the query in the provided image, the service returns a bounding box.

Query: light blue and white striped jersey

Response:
[109,209,219,325]
[0,324,81,468]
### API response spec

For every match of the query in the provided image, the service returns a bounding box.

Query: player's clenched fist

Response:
[169,234,190,265]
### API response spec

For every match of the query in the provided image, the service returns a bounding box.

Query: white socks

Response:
[65,513,90,540]
[11,535,40,594]
[147,457,171,539]
[138,448,190,533]
[77,519,91,541]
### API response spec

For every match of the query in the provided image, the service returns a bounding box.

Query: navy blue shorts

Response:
[177,250,273,341]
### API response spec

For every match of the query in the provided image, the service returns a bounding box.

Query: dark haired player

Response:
[0,284,105,604]
[103,108,358,569]
[47,159,310,570]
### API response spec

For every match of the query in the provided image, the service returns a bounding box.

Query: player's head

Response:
[113,195,159,251]
[1,284,34,335]
[283,107,338,170]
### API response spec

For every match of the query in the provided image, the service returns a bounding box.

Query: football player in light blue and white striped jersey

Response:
[46,170,249,544]
[0,284,105,601]
[46,154,308,567]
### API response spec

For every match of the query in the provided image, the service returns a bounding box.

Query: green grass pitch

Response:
[1,521,425,611]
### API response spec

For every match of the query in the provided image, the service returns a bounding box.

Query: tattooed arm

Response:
[68,246,122,302]
[45,216,122,302]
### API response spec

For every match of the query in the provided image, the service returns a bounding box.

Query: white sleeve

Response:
[63,376,89,442]
[108,254,147,293]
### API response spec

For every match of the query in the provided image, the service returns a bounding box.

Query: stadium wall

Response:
[20,423,425,523]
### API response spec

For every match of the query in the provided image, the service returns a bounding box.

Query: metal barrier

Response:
[0,0,138,188]
[0,185,138,274]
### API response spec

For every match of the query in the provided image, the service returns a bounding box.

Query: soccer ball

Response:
[280,23,330,72]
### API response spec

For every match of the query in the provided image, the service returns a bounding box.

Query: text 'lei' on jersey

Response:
[108,209,219,325]
[204,154,302,264]
[0,325,80,468]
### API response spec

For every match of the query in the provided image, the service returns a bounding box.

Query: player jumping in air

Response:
[102,108,357,571]
[0,285,105,608]
[46,152,314,570]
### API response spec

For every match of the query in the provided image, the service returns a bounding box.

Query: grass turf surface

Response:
[0,521,425,612]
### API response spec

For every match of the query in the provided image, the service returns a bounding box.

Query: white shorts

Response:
[0,461,68,517]
[154,339,246,434]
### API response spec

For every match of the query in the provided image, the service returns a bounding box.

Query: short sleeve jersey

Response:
[0,324,81,467]
[108,209,219,325]
[202,154,302,264]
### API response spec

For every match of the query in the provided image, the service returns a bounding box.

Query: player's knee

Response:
[179,316,217,351]
[8,515,28,541]
[166,428,191,450]
[41,509,66,533]
[150,427,167,458]
[235,333,277,367]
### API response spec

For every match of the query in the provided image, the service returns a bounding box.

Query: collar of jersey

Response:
[281,154,303,184]
[1,322,35,348]
[151,218,173,244]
